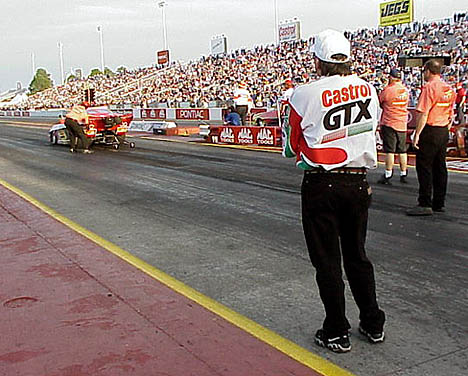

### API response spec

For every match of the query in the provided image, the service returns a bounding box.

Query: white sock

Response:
[400,171,407,177]
[385,170,393,178]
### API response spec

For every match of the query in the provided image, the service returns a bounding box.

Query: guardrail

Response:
[0,107,269,123]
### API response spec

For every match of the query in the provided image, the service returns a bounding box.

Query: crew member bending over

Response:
[65,102,93,154]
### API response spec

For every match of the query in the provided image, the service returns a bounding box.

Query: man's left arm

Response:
[413,111,428,149]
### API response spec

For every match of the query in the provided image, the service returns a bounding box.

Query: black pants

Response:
[65,118,91,150]
[235,105,248,125]
[301,172,385,337]
[416,126,448,208]
[456,103,465,124]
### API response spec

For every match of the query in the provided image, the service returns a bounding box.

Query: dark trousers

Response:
[456,103,465,124]
[301,173,385,337]
[235,105,248,125]
[65,118,91,150]
[416,126,449,208]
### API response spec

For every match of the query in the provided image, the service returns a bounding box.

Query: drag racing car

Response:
[49,107,135,150]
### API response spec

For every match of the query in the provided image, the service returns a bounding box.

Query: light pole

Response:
[158,1,168,51]
[31,52,36,76]
[274,0,279,45]
[97,25,105,73]
[58,42,64,85]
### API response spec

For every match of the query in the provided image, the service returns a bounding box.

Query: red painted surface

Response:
[209,126,282,146]
[0,184,323,376]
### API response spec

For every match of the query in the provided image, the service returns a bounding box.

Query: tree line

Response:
[28,66,128,95]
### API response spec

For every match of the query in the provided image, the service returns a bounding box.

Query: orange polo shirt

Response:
[379,80,409,132]
[416,76,455,127]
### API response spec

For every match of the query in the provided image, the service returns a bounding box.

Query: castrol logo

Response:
[257,128,274,145]
[238,128,253,144]
[220,127,234,143]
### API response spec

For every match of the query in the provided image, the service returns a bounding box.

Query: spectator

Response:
[455,82,466,124]
[224,106,241,126]
[377,68,410,185]
[232,81,253,125]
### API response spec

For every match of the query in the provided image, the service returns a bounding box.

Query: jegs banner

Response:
[379,0,413,27]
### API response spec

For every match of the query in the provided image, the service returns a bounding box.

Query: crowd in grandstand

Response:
[8,13,468,111]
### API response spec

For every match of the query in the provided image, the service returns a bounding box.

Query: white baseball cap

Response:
[311,29,351,63]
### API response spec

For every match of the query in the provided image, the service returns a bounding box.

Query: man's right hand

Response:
[412,133,420,149]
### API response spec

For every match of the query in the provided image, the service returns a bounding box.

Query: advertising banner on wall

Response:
[176,109,209,120]
[216,126,280,146]
[379,0,413,27]
[278,20,301,43]
[157,50,170,65]
[141,108,167,120]
[210,35,228,55]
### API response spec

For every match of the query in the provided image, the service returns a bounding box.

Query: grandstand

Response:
[0,87,28,109]
[13,13,468,111]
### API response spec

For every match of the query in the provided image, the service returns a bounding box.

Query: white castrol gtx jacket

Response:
[283,74,379,171]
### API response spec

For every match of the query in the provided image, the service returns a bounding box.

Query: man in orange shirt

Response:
[407,60,455,216]
[377,69,409,184]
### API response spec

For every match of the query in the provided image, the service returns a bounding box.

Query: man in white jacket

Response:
[232,81,253,125]
[283,29,385,353]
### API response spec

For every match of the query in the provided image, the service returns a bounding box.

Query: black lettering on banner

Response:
[323,100,372,131]
[401,0,409,13]
[394,2,401,14]
[381,1,410,17]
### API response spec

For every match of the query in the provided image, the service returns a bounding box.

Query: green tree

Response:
[116,66,127,75]
[28,68,53,94]
[88,68,103,77]
[66,74,77,83]
[103,67,114,77]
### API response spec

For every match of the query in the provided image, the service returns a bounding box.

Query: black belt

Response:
[305,167,367,175]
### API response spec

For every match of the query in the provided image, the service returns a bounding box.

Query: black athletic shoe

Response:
[400,175,408,184]
[433,207,446,213]
[314,329,351,353]
[377,174,392,185]
[406,206,433,216]
[358,325,385,344]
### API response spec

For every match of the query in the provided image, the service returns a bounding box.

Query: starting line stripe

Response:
[0,177,355,376]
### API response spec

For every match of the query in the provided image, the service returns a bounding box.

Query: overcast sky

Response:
[0,0,466,92]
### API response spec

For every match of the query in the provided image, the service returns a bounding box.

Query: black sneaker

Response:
[433,207,445,213]
[377,174,392,185]
[400,174,408,184]
[406,206,433,216]
[314,329,351,353]
[70,148,75,153]
[359,325,385,344]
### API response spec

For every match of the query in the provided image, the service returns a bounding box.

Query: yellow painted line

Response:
[0,176,354,376]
